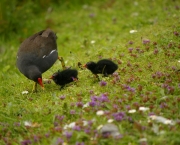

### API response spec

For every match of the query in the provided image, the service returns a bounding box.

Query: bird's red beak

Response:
[38,78,44,90]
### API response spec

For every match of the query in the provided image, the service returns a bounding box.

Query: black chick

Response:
[84,59,118,77]
[50,69,78,90]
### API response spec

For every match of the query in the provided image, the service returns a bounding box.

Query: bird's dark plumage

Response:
[16,29,58,90]
[85,59,118,76]
[50,69,78,90]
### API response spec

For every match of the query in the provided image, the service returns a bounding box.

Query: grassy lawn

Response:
[0,0,180,144]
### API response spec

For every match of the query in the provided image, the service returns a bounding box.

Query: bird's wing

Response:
[18,29,57,58]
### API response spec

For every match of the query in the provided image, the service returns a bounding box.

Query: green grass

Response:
[0,0,180,144]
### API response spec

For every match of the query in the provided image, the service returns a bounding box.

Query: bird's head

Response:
[84,61,96,70]
[49,71,59,83]
[27,67,44,89]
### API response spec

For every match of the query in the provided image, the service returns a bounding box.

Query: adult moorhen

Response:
[16,29,59,91]
[50,69,78,90]
[84,59,118,79]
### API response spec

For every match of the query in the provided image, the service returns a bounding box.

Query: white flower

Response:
[96,110,104,116]
[178,60,180,63]
[22,91,28,95]
[83,120,88,126]
[63,122,76,129]
[128,109,136,113]
[24,121,32,127]
[97,124,103,130]
[83,102,89,108]
[149,115,175,125]
[129,30,138,33]
[107,119,114,123]
[63,124,68,130]
[68,122,76,128]
[139,138,147,142]
[139,107,149,111]
[91,40,96,44]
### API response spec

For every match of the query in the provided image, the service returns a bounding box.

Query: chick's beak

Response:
[83,64,87,68]
[38,78,44,90]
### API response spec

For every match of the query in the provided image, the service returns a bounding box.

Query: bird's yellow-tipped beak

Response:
[38,78,44,88]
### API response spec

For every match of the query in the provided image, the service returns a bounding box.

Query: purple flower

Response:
[113,104,118,109]
[33,135,40,142]
[160,102,168,109]
[70,110,76,114]
[142,39,150,45]
[21,140,32,145]
[91,96,98,101]
[64,131,73,139]
[99,81,107,86]
[76,102,83,108]
[55,115,64,122]
[125,86,135,92]
[45,132,50,138]
[128,48,133,53]
[112,72,119,77]
[148,112,155,116]
[128,41,134,45]
[125,105,131,110]
[153,49,159,54]
[59,95,66,100]
[56,138,63,145]
[88,120,93,126]
[76,142,85,145]
[174,31,179,36]
[14,122,21,126]
[73,125,81,131]
[112,112,126,122]
[115,134,123,139]
[99,94,109,102]
[84,128,91,134]
[89,90,94,94]
[102,131,111,138]
[89,101,96,107]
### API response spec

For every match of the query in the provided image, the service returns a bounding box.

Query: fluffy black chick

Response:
[84,59,118,77]
[50,69,78,90]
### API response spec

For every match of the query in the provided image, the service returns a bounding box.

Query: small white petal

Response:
[139,138,147,142]
[63,124,68,130]
[24,121,32,127]
[139,107,149,111]
[83,120,88,126]
[128,109,136,113]
[178,60,180,63]
[91,40,96,44]
[68,122,76,128]
[97,124,103,130]
[130,30,138,33]
[22,91,29,95]
[83,102,89,108]
[96,110,104,116]
[107,119,114,123]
